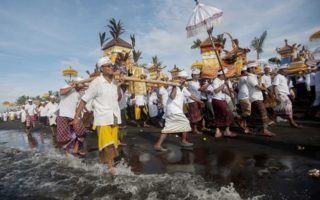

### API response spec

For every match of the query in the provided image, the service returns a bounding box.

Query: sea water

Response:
[0,130,264,200]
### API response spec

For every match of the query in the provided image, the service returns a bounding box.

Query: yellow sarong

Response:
[97,125,119,151]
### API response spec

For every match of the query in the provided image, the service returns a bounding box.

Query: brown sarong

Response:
[212,99,234,127]
[249,100,269,129]
[188,102,203,123]
[239,99,251,117]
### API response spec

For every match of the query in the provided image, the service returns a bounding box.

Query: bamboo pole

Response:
[206,27,236,106]
[75,76,180,86]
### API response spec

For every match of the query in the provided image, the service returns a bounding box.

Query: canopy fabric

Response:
[309,30,320,42]
[186,3,223,38]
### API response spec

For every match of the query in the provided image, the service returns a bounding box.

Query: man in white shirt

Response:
[158,83,169,126]
[37,101,48,127]
[273,65,302,128]
[148,86,161,126]
[211,69,236,138]
[118,84,128,129]
[72,56,122,175]
[260,65,276,119]
[247,63,274,136]
[46,95,58,135]
[312,63,320,118]
[237,66,251,133]
[309,66,316,104]
[187,68,204,134]
[20,106,26,124]
[56,78,85,155]
[24,99,37,134]
[199,78,215,128]
[154,70,203,152]
[135,94,149,128]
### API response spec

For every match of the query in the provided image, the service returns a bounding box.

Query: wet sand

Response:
[0,120,320,199]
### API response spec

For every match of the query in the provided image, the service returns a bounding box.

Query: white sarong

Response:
[161,113,191,134]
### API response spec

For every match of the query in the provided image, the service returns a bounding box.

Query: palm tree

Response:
[191,39,202,49]
[133,50,142,63]
[250,30,267,59]
[130,34,136,49]
[130,34,142,63]
[107,18,124,40]
[152,56,162,67]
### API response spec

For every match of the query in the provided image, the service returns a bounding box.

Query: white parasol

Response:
[186,0,236,105]
[186,1,223,38]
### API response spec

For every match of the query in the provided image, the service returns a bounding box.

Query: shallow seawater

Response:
[0,130,263,200]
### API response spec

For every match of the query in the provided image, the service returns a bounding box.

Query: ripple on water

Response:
[0,145,264,200]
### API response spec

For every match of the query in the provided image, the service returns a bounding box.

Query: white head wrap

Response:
[28,99,32,102]
[97,56,113,68]
[241,66,247,71]
[177,70,188,78]
[191,68,201,75]
[264,65,271,69]
[247,62,257,68]
[50,95,56,99]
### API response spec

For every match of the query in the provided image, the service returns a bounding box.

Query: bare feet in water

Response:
[109,168,117,176]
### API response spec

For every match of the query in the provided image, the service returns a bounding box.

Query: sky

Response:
[0,0,319,111]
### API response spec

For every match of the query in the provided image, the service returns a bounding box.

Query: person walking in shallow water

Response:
[24,99,37,135]
[72,56,123,175]
[154,70,204,152]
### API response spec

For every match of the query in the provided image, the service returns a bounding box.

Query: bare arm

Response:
[189,95,203,105]
[169,86,177,100]
[70,99,87,126]
[60,84,75,95]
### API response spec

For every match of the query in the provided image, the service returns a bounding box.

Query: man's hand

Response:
[117,79,125,87]
[199,101,205,108]
[70,117,81,127]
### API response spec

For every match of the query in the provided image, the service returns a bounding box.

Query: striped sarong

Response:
[249,100,269,129]
[212,99,234,128]
[188,102,203,123]
[26,115,36,128]
[56,116,85,144]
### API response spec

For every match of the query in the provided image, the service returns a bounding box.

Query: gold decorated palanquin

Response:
[199,37,223,78]
[129,66,147,95]
[276,39,297,65]
[276,39,308,74]
[102,38,133,64]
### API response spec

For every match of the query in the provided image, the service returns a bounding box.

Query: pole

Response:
[206,27,236,106]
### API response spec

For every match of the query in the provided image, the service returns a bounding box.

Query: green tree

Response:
[191,39,202,49]
[152,56,162,67]
[16,95,28,106]
[250,30,268,59]
[107,18,124,40]
[130,34,142,63]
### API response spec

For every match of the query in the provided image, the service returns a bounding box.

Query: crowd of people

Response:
[1,56,320,175]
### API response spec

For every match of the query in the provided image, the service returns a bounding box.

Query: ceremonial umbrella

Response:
[63,66,78,82]
[186,0,235,104]
[309,30,320,42]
